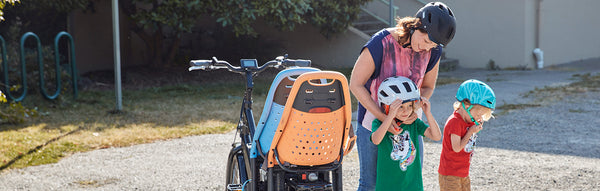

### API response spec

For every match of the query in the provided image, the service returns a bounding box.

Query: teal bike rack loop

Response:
[0,35,15,100]
[16,32,43,102]
[52,31,78,99]
[0,32,78,101]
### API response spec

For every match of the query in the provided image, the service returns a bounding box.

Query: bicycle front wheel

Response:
[226,146,247,191]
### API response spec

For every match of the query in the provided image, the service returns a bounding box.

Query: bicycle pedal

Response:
[227,184,243,191]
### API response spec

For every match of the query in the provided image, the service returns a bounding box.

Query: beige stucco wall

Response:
[538,0,600,66]
[448,0,600,68]
[443,0,534,69]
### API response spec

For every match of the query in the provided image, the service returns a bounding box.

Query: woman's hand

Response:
[402,113,418,125]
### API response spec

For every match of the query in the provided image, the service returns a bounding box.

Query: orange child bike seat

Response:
[250,67,320,159]
[267,71,355,168]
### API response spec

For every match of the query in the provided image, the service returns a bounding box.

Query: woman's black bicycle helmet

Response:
[415,2,456,47]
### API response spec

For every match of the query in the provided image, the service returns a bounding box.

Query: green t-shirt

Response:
[371,118,429,191]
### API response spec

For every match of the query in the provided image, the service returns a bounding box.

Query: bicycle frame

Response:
[230,69,257,189]
[190,55,311,191]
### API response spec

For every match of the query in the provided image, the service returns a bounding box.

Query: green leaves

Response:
[0,91,6,103]
[0,0,19,21]
[306,0,370,38]
[207,0,368,37]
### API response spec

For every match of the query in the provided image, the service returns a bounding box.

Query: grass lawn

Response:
[0,81,259,170]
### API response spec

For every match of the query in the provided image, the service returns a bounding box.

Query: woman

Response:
[349,2,456,190]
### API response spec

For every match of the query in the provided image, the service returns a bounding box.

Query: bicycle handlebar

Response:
[189,55,311,74]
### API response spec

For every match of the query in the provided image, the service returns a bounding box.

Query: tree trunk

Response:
[165,34,181,66]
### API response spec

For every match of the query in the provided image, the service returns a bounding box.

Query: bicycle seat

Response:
[266,71,355,168]
[250,67,321,159]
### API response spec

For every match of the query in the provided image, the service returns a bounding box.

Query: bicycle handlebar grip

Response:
[284,59,311,67]
[190,60,212,67]
[189,60,212,71]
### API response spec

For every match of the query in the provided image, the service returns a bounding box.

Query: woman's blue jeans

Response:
[356,123,424,191]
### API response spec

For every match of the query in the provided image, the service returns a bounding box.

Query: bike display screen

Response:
[241,59,258,68]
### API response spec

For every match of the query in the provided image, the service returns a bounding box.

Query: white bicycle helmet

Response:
[377,76,421,111]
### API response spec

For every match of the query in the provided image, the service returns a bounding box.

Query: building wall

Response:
[70,0,134,74]
[253,22,368,69]
[367,0,600,69]
[444,0,533,69]
[449,0,600,68]
[70,1,600,73]
[539,0,600,66]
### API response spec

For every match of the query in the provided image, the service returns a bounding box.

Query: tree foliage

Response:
[207,0,370,37]
[120,0,205,66]
[0,0,19,21]
[122,0,370,66]
[1,0,370,66]
[0,0,89,43]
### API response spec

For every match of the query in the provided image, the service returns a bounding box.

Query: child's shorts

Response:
[439,174,471,191]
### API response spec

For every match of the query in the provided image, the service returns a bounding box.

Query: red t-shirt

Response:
[438,110,475,177]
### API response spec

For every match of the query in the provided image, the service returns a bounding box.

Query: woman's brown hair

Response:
[394,16,425,48]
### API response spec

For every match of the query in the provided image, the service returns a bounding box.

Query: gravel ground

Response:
[1,61,599,190]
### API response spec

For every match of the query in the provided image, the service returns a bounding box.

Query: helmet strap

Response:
[462,102,480,126]
[395,118,403,126]
[402,28,416,48]
[383,104,390,114]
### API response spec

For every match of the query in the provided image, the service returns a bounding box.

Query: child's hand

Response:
[387,100,404,135]
[468,124,483,134]
[388,99,403,117]
[420,97,431,114]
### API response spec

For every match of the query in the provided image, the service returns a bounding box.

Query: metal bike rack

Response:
[51,31,78,99]
[0,31,78,101]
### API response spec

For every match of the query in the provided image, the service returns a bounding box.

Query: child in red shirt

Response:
[438,79,496,191]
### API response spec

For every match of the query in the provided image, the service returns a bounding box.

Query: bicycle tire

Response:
[225,148,246,191]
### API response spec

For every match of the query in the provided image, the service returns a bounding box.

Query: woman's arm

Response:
[420,59,440,100]
[349,49,387,121]
[421,98,441,141]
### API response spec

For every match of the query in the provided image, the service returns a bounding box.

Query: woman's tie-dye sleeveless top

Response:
[362,30,431,130]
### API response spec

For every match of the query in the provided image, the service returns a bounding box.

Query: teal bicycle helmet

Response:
[456,79,496,125]
[456,79,496,109]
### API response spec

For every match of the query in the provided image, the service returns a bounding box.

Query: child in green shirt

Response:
[371,76,441,191]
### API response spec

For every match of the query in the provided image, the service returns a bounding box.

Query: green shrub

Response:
[0,90,38,124]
